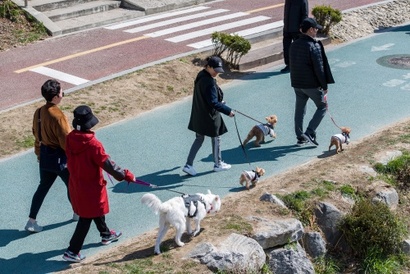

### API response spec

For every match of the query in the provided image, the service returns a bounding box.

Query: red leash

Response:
[106,173,158,188]
[324,94,342,130]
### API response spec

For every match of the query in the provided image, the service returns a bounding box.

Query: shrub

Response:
[339,199,407,259]
[312,5,342,36]
[211,32,251,68]
[374,152,410,190]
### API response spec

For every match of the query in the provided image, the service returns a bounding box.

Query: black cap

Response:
[72,105,99,131]
[207,56,224,73]
[300,18,323,32]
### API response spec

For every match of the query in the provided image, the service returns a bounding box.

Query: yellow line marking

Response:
[247,3,284,14]
[15,36,149,73]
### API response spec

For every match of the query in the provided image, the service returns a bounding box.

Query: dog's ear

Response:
[207,189,212,195]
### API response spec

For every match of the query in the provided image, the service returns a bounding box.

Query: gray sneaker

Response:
[72,213,79,221]
[182,165,197,176]
[213,161,231,172]
[25,220,43,233]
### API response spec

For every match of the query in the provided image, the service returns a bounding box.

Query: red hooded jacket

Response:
[66,130,134,218]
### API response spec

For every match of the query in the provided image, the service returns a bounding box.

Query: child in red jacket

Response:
[62,105,136,263]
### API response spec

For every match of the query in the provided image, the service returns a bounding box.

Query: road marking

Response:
[371,43,395,51]
[145,12,249,37]
[187,21,283,49]
[30,67,89,85]
[125,9,229,34]
[247,3,284,13]
[166,16,271,43]
[14,36,148,73]
[104,6,210,30]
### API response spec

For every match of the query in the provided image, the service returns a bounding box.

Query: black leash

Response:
[233,114,252,166]
[234,109,264,124]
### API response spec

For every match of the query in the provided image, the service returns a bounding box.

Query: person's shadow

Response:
[111,166,185,194]
[0,242,100,274]
[0,220,73,248]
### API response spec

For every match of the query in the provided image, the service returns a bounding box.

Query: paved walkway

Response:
[1,23,410,273]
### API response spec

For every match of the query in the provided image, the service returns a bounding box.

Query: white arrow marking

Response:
[371,43,395,51]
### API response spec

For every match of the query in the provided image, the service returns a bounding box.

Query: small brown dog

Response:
[328,127,351,154]
[239,167,265,189]
[243,115,277,147]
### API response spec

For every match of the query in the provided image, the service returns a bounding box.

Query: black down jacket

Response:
[289,34,335,90]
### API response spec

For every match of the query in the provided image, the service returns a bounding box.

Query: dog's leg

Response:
[192,218,201,236]
[243,134,252,146]
[154,220,170,255]
[186,217,192,235]
[174,221,185,247]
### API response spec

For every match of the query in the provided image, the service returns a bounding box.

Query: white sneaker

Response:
[213,161,231,172]
[25,220,43,233]
[72,213,79,221]
[182,165,197,176]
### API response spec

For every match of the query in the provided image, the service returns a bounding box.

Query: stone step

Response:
[44,0,121,21]
[32,0,101,12]
[55,7,144,34]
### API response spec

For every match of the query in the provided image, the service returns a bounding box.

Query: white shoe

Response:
[213,161,231,172]
[72,213,79,221]
[182,165,197,176]
[25,220,43,233]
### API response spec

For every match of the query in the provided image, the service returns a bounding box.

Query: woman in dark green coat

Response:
[183,56,235,176]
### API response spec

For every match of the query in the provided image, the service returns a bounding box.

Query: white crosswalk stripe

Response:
[30,67,89,85]
[187,21,283,49]
[104,6,210,30]
[106,6,277,49]
[166,16,271,43]
[145,12,249,37]
[125,9,229,34]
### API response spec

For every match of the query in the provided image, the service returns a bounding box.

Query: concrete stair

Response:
[18,0,145,36]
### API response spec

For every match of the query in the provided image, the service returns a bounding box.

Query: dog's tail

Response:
[141,193,163,215]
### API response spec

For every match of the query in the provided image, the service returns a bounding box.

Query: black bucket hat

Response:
[72,105,99,131]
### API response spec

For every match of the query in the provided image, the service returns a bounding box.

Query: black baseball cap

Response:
[300,18,323,32]
[207,56,224,73]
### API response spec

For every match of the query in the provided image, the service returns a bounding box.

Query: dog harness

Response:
[182,194,207,218]
[334,132,350,144]
[244,170,260,183]
[257,123,275,137]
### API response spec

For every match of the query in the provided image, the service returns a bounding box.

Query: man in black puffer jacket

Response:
[289,17,335,147]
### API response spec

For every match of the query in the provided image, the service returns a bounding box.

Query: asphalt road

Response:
[1,22,410,273]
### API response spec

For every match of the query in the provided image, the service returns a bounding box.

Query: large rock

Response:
[267,242,314,274]
[187,233,265,273]
[250,217,304,249]
[302,231,327,258]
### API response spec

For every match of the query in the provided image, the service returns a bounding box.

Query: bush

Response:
[211,32,251,69]
[312,5,342,36]
[339,199,407,259]
[374,152,410,190]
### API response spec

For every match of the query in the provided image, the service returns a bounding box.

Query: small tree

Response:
[211,32,251,69]
[312,5,342,36]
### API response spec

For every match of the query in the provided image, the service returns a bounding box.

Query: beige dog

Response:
[243,115,278,147]
[328,127,351,154]
[239,167,265,189]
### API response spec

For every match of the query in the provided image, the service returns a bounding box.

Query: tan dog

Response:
[239,167,265,189]
[243,115,278,147]
[328,127,351,154]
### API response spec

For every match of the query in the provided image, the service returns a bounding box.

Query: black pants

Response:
[67,215,111,254]
[283,32,300,65]
[29,167,70,219]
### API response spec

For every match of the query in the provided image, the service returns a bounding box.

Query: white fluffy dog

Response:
[141,190,221,254]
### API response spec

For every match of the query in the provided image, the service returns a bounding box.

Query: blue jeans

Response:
[294,88,327,139]
[28,167,70,219]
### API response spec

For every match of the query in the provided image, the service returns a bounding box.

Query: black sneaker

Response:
[296,138,309,147]
[302,133,319,146]
[280,65,290,73]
